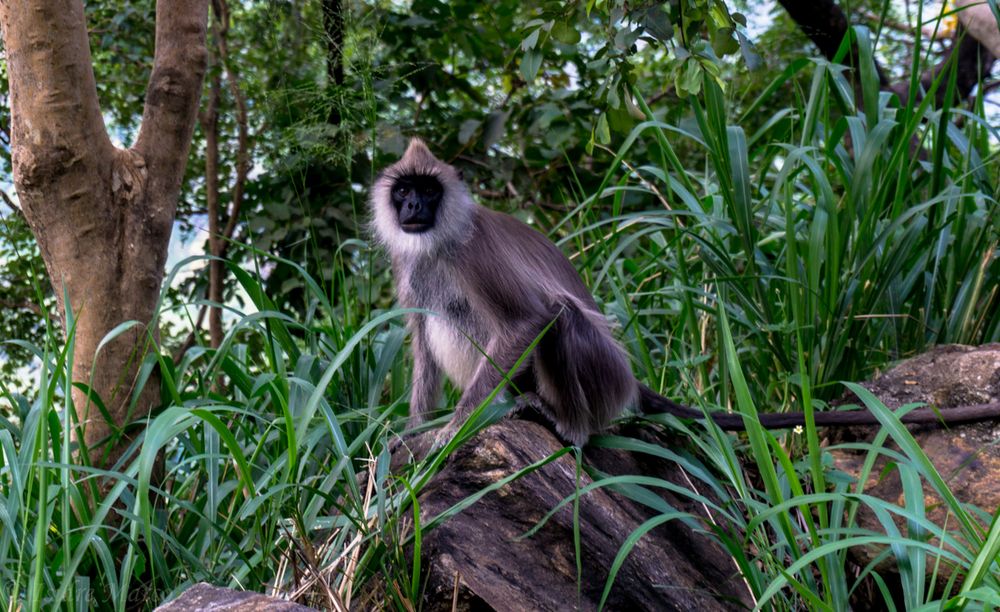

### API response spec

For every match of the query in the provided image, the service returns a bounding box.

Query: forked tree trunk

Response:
[0,0,208,467]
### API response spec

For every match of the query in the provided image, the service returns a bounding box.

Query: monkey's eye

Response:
[394,186,409,197]
[421,187,439,197]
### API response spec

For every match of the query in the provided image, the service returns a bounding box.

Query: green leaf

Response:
[711,27,739,56]
[520,49,543,82]
[676,59,702,97]
[737,31,763,71]
[520,27,540,51]
[607,107,635,134]
[595,112,611,145]
[551,22,580,45]
[458,119,481,145]
[643,6,673,42]
[623,91,646,120]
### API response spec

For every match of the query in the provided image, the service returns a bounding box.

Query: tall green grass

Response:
[0,241,563,610]
[0,244,458,610]
[550,23,1000,610]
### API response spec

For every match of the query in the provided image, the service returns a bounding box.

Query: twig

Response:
[172,303,207,364]
[214,0,251,257]
[0,298,44,316]
[0,189,23,217]
[594,143,681,224]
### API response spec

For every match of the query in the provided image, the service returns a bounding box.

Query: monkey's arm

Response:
[408,314,442,429]
[450,310,554,425]
[428,321,537,450]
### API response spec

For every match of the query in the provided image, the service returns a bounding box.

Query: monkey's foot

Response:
[512,392,544,416]
[431,421,463,452]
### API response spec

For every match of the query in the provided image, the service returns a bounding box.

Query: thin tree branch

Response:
[190,0,252,352]
[0,298,44,317]
[857,7,920,37]
[215,0,251,255]
[201,15,224,349]
[0,190,22,218]
[173,303,208,364]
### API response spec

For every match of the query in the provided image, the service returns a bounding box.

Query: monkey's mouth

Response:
[400,223,432,233]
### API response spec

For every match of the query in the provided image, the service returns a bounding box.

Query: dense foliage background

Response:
[1,0,999,609]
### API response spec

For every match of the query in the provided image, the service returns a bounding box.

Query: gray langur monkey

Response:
[371,138,1000,447]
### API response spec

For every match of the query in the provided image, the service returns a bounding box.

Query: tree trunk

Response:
[778,0,996,105]
[0,0,208,467]
[776,0,890,86]
[956,0,1000,57]
[396,420,755,611]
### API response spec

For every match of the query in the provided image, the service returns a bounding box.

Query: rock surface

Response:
[154,583,314,611]
[829,344,1000,574]
[408,419,754,611]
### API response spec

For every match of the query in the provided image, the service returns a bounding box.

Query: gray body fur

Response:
[372,139,637,446]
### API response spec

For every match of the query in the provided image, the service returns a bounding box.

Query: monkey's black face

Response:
[392,174,442,233]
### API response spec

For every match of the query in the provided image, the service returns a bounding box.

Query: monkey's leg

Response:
[408,314,442,430]
[533,299,636,446]
[433,315,554,448]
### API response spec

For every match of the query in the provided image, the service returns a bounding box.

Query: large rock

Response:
[829,344,1000,575]
[154,583,314,611]
[409,419,753,611]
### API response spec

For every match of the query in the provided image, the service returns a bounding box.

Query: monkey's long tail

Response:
[637,384,1000,430]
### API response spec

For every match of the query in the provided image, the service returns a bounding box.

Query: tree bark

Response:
[399,420,754,611]
[915,25,996,106]
[202,32,224,349]
[778,0,996,105]
[776,0,890,86]
[956,0,1000,57]
[0,0,208,467]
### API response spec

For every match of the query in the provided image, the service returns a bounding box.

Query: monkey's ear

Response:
[456,168,465,181]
